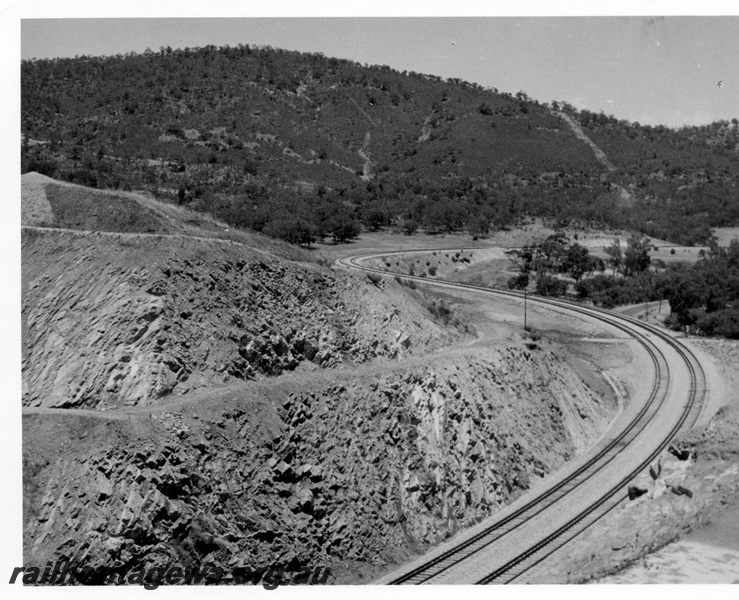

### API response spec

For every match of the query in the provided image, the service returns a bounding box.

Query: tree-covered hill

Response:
[21,44,739,245]
[558,103,739,244]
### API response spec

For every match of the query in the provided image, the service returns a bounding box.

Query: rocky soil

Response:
[22,228,457,409]
[24,345,616,584]
[528,339,739,584]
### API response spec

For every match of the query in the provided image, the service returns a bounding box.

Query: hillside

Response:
[21,174,624,584]
[20,44,739,245]
[562,105,739,245]
[24,344,618,584]
[22,173,461,409]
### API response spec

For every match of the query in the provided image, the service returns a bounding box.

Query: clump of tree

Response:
[574,234,654,306]
[656,238,739,337]
[326,214,361,243]
[623,233,652,276]
[262,219,315,247]
[575,272,658,308]
[563,242,604,282]
[576,234,739,339]
[604,238,623,275]
[535,272,568,296]
[505,232,603,295]
[507,272,530,290]
[504,228,739,340]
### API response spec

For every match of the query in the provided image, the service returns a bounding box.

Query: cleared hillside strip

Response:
[552,110,617,172]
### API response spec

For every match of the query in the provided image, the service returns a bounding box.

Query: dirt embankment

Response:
[22,171,175,234]
[24,344,617,584]
[368,248,504,280]
[528,338,739,584]
[528,407,739,584]
[22,228,458,409]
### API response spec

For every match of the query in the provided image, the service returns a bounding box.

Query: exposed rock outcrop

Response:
[22,228,456,409]
[24,346,617,584]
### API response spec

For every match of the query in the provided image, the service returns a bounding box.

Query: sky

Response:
[13,3,739,129]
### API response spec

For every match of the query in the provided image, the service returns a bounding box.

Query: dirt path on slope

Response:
[552,110,617,173]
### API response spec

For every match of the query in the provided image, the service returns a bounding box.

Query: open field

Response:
[713,227,739,247]
[318,223,709,276]
[330,225,709,299]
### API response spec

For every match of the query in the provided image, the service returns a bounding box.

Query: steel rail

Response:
[478,332,704,584]
[337,250,705,585]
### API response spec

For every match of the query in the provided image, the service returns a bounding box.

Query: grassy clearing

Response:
[45,182,173,234]
[25,174,316,264]
[713,227,739,247]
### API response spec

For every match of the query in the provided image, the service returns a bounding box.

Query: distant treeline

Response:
[21,43,739,245]
[510,233,739,339]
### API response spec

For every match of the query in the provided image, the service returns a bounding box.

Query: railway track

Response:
[337,250,706,584]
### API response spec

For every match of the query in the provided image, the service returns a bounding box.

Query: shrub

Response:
[23,158,58,177]
[535,273,567,297]
[696,309,739,338]
[425,298,453,324]
[367,272,382,285]
[507,272,530,290]
[64,168,98,188]
[165,124,184,137]
[403,219,419,235]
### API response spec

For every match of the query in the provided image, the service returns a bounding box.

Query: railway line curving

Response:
[337,250,707,584]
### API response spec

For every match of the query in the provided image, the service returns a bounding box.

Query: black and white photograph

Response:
[5,1,739,591]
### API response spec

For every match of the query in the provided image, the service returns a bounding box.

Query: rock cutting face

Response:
[23,342,617,584]
[20,176,619,585]
[22,228,458,409]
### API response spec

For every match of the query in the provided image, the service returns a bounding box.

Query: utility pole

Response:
[524,289,528,331]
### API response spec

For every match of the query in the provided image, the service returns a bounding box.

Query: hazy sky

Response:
[5,0,739,125]
[19,15,738,128]
[19,13,739,128]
